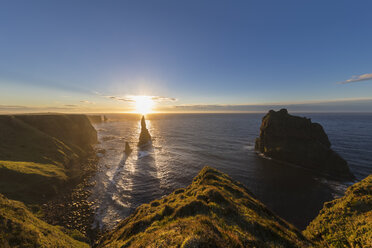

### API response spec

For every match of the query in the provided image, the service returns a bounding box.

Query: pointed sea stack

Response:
[138,115,152,147]
[124,142,132,155]
[255,109,354,180]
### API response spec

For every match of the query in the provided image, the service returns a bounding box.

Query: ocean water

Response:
[90,113,372,230]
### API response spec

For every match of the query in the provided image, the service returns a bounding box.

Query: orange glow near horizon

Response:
[132,95,154,115]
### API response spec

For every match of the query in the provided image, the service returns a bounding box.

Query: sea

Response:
[89,113,372,230]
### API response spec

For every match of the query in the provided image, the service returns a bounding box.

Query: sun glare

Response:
[133,95,154,115]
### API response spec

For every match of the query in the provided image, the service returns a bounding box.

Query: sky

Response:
[1,0,372,113]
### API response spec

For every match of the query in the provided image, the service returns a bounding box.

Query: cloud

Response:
[92,90,177,103]
[160,98,372,113]
[0,104,87,113]
[64,104,78,107]
[151,96,178,102]
[106,95,177,103]
[80,100,95,104]
[338,73,372,84]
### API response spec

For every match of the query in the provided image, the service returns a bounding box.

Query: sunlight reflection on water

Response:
[89,113,372,230]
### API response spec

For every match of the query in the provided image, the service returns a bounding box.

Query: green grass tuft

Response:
[0,194,89,248]
[304,175,372,248]
[0,160,67,204]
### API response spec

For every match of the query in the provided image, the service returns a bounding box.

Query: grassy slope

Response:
[304,175,372,248]
[0,114,96,204]
[0,115,77,166]
[0,160,67,204]
[15,114,97,158]
[96,167,312,248]
[0,194,88,248]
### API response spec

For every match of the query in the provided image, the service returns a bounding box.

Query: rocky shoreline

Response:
[41,155,101,243]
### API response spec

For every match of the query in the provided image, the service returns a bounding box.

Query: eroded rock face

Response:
[138,116,152,148]
[255,109,354,180]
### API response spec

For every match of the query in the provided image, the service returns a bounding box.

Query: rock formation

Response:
[255,109,354,180]
[138,115,152,148]
[96,167,312,247]
[124,142,132,155]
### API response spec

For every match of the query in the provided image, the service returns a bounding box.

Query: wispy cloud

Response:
[338,73,372,84]
[158,98,372,113]
[105,95,177,103]
[80,100,95,104]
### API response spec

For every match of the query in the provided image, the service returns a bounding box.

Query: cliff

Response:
[0,194,89,248]
[0,114,97,203]
[255,109,354,180]
[15,114,97,158]
[304,175,372,247]
[96,167,312,248]
[87,115,103,124]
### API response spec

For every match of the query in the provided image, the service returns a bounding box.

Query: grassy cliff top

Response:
[0,114,97,204]
[0,115,77,167]
[96,166,312,248]
[0,160,67,204]
[0,194,88,248]
[304,175,372,248]
[0,114,97,166]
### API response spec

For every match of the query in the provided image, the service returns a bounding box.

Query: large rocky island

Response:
[255,109,354,180]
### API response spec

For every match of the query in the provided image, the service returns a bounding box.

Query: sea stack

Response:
[138,115,152,148]
[124,142,132,155]
[255,109,354,180]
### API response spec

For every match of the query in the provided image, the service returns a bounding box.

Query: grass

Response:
[96,166,312,248]
[0,115,78,167]
[0,193,89,248]
[0,160,67,204]
[304,175,372,248]
[0,114,97,204]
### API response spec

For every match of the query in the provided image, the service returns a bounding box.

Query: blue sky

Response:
[1,0,372,113]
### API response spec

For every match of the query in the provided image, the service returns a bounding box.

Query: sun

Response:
[132,95,154,115]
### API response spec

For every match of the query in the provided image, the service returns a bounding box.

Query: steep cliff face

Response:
[16,114,97,157]
[96,167,312,248]
[0,114,97,203]
[87,115,103,124]
[255,109,354,180]
[304,175,372,248]
[0,194,89,248]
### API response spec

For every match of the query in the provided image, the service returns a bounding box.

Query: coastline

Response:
[40,154,101,244]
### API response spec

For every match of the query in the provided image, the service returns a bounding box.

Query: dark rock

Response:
[255,109,354,180]
[124,142,132,155]
[138,116,152,147]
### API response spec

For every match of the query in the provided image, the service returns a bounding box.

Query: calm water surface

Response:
[90,113,372,230]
